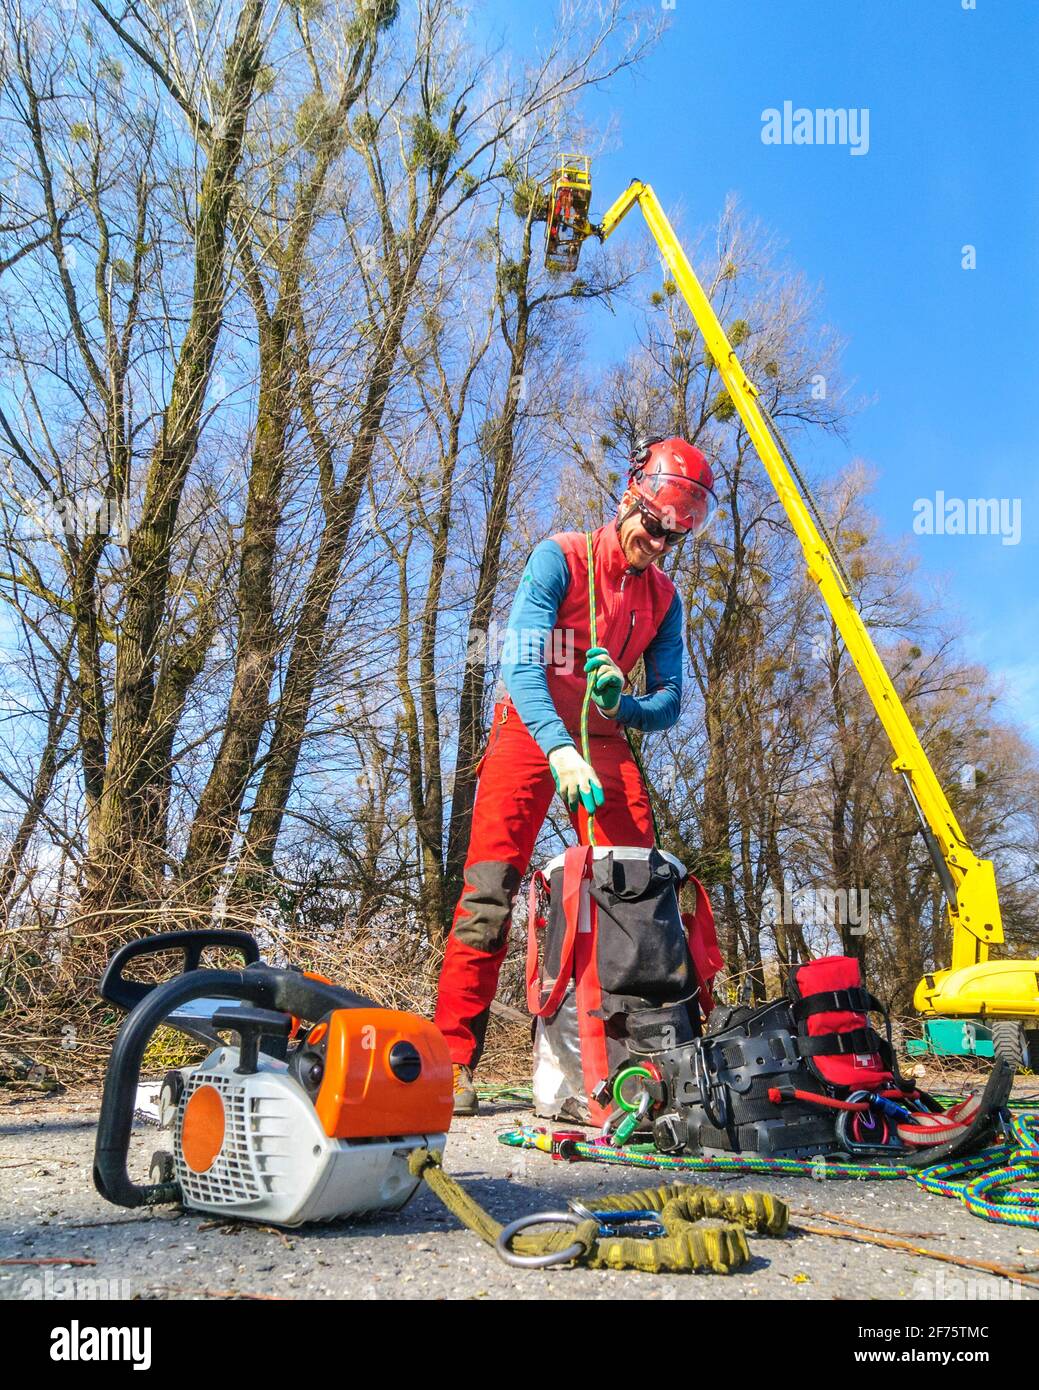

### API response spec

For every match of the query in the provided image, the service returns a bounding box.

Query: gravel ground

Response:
[1,1084,1037,1302]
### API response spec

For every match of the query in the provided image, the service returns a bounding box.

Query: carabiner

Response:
[600,1089,652,1147]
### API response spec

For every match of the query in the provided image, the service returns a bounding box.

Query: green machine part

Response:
[905,1020,995,1059]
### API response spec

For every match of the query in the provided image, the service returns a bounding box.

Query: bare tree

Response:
[181,3,391,895]
[238,0,655,890]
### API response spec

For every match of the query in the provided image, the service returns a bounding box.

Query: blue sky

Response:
[495,0,1039,738]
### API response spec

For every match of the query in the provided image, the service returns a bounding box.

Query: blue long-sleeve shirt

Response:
[500,539,684,756]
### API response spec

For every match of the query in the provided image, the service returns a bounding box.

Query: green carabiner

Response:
[611,1109,643,1147]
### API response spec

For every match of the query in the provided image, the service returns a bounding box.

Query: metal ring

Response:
[612,1065,654,1113]
[495,1211,586,1268]
[567,1198,598,1224]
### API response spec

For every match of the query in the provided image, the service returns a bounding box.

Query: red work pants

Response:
[434,701,654,1066]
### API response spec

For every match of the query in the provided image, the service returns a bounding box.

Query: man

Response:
[435,436,717,1114]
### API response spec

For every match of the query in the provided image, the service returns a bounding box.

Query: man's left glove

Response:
[584,646,623,717]
[548,746,605,814]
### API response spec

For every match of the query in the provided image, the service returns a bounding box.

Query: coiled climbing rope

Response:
[913,1112,1039,1228]
[498,1106,1039,1230]
[499,1126,909,1180]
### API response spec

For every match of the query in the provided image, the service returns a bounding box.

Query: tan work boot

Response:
[452,1064,478,1116]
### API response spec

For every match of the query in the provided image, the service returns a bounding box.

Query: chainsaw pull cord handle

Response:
[93,962,376,1209]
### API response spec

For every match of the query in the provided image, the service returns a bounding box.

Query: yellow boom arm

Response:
[589,178,1013,1011]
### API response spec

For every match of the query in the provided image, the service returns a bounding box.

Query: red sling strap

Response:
[526,844,593,1017]
[681,872,724,1015]
[525,869,548,1012]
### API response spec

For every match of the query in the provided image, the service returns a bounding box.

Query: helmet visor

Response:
[638,472,718,537]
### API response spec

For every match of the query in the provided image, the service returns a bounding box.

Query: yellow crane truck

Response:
[541,155,1039,1071]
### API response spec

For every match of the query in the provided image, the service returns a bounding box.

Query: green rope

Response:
[580,529,664,845]
[475,1083,534,1102]
[498,1127,907,1179]
[580,530,598,847]
[913,1115,1039,1227]
[499,1106,1039,1228]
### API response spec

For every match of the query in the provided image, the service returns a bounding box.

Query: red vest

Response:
[506,521,677,739]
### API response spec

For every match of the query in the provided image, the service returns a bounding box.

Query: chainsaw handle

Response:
[93,965,376,1209]
[99,930,261,1014]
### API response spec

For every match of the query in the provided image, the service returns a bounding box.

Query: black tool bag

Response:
[529,845,701,1124]
[588,849,699,1050]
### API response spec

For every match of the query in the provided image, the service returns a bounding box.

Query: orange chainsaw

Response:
[93,931,452,1226]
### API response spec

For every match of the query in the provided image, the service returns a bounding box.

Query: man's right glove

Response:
[584,646,623,716]
[547,745,605,815]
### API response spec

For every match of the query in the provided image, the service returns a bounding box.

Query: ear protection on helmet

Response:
[630,433,666,473]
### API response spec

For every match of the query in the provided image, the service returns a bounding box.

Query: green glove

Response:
[584,646,623,716]
[548,745,605,814]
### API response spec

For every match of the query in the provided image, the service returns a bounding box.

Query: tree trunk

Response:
[182,50,375,894]
[444,217,534,928]
[84,2,266,910]
[0,664,71,911]
[238,248,428,883]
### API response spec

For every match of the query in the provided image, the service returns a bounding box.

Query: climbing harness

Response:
[586,952,1014,1173]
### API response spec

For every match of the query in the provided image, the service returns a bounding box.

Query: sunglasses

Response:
[634,501,685,546]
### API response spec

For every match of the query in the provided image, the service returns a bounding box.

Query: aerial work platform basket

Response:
[544,154,594,272]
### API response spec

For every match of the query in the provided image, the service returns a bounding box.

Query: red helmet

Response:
[628,436,717,537]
